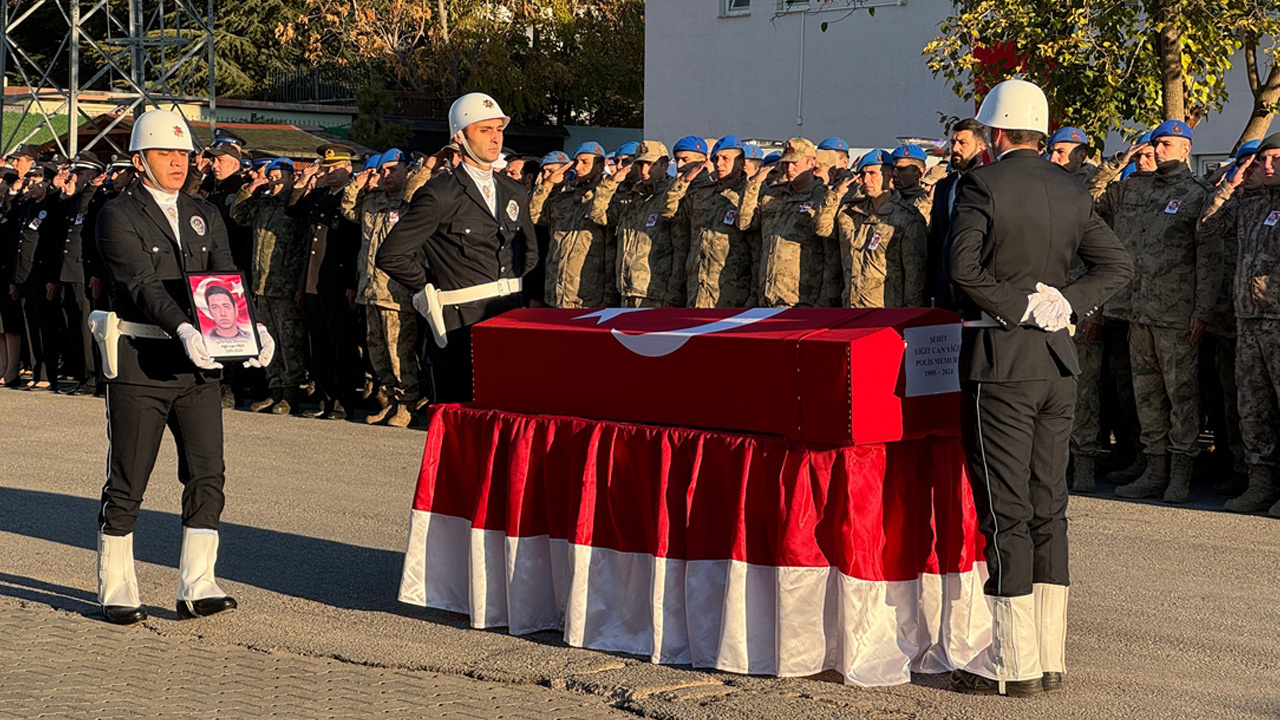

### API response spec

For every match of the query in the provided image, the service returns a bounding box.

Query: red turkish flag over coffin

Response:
[471,307,963,445]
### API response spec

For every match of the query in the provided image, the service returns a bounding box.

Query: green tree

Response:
[349,80,412,149]
[277,0,644,127]
[924,0,1280,152]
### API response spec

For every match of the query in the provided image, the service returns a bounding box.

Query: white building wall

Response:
[645,0,1262,165]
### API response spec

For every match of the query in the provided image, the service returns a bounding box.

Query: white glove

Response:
[243,323,275,368]
[175,323,223,370]
[1031,283,1072,332]
[411,287,431,318]
[1020,290,1051,324]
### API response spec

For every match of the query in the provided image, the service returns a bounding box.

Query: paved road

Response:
[1,389,1277,719]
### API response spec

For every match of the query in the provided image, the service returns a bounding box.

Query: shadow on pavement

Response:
[0,486,415,615]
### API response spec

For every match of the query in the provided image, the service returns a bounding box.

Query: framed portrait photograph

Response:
[185,272,262,360]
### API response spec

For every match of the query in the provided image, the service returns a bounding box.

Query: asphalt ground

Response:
[2,387,1277,719]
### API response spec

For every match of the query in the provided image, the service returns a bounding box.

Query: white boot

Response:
[965,594,1043,683]
[98,533,145,624]
[176,528,236,618]
[1034,583,1069,674]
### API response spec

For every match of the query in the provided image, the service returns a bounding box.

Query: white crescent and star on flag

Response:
[574,307,788,358]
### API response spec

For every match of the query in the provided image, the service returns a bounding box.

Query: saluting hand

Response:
[1227,155,1254,190]
[750,165,773,184]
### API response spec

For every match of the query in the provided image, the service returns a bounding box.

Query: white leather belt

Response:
[436,277,522,306]
[89,311,171,380]
[119,320,171,340]
[413,277,522,349]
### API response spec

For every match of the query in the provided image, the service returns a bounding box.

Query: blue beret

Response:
[817,137,850,152]
[1151,120,1193,142]
[1236,139,1262,161]
[1136,131,1153,146]
[856,149,892,172]
[612,142,639,159]
[1048,127,1089,147]
[1120,163,1137,180]
[251,158,272,169]
[712,134,745,156]
[541,150,571,165]
[762,150,782,166]
[743,144,765,161]
[673,135,710,155]
[890,144,928,162]
[362,154,381,171]
[573,141,605,158]
[379,148,406,167]
[265,158,294,173]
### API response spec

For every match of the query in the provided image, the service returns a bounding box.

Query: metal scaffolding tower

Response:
[0,0,216,157]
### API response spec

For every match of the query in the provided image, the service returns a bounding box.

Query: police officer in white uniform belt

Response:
[91,109,275,625]
[376,93,538,403]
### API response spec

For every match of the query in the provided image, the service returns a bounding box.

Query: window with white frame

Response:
[722,0,750,16]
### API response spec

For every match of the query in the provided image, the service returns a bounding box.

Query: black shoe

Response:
[220,384,236,409]
[949,669,1043,697]
[176,596,237,619]
[1042,672,1063,693]
[102,605,147,625]
[71,381,96,396]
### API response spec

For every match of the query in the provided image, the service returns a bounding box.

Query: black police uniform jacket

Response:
[376,167,537,333]
[96,181,237,386]
[947,149,1133,382]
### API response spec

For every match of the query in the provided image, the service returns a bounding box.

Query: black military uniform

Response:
[947,146,1131,690]
[290,180,362,415]
[12,189,64,387]
[376,165,537,403]
[204,170,251,277]
[56,157,104,393]
[95,180,237,536]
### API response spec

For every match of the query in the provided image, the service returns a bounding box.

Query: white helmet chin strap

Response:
[455,130,491,168]
[135,151,181,194]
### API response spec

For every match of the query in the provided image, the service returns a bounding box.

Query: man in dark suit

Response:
[946,80,1132,697]
[93,109,274,625]
[376,92,538,403]
[926,118,988,309]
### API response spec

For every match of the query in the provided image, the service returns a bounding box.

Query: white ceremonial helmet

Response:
[448,93,511,139]
[129,109,196,153]
[976,79,1050,135]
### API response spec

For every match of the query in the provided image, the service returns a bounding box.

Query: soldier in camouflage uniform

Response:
[1096,120,1222,503]
[890,145,932,229]
[590,140,674,308]
[1198,141,1262,493]
[1199,136,1280,516]
[231,158,307,414]
[1083,133,1156,480]
[816,149,927,308]
[660,135,756,307]
[531,141,616,308]
[1049,127,1105,491]
[738,137,833,308]
[340,149,431,427]
[1047,126,1100,186]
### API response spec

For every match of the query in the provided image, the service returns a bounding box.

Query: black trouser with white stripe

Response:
[99,379,225,536]
[961,377,1074,597]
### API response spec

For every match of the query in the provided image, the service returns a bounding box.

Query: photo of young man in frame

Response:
[186,272,261,360]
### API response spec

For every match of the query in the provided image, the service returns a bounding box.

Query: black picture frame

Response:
[185,271,262,361]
